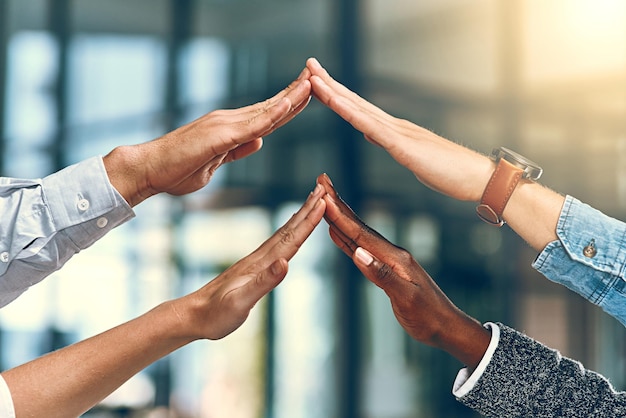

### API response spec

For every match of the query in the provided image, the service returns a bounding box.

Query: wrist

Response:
[153,299,201,345]
[405,131,495,202]
[103,144,154,207]
[436,311,491,370]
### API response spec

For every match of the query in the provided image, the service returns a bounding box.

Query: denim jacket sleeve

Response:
[533,195,626,326]
[0,156,135,307]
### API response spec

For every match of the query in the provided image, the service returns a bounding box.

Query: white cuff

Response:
[0,375,16,418]
[452,322,500,398]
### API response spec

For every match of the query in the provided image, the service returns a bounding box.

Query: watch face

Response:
[492,147,543,180]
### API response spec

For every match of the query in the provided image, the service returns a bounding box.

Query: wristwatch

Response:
[476,147,542,226]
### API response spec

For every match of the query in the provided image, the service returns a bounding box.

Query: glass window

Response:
[66,34,167,161]
[4,31,57,177]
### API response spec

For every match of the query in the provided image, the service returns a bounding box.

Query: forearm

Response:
[307,59,565,251]
[103,144,151,207]
[0,157,134,307]
[400,132,565,251]
[458,323,626,417]
[435,310,492,372]
[2,302,191,418]
[504,180,565,250]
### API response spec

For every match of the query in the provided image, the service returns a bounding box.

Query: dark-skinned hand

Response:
[317,173,491,370]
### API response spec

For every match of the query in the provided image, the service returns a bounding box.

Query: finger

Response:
[263,79,311,131]
[236,258,289,308]
[270,94,312,132]
[352,247,411,296]
[309,75,392,141]
[162,152,229,196]
[329,225,356,256]
[223,138,264,163]
[307,58,397,145]
[307,58,384,119]
[207,77,311,156]
[319,175,389,248]
[256,184,326,257]
[265,198,326,261]
[235,66,311,116]
[306,58,361,102]
[248,71,311,120]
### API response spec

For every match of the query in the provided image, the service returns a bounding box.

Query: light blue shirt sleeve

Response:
[0,156,135,307]
[533,195,626,326]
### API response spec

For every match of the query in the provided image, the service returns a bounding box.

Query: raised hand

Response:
[3,182,326,418]
[307,57,563,251]
[104,67,313,206]
[174,181,327,340]
[306,57,491,203]
[318,173,490,369]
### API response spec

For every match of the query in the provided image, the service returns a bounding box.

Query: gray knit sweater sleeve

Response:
[457,323,626,417]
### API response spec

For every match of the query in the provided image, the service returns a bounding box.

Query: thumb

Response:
[354,246,375,268]
[268,258,289,284]
[239,259,289,309]
[353,247,411,300]
[352,247,394,289]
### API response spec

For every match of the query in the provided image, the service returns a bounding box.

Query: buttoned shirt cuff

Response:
[532,195,626,326]
[452,322,500,398]
[539,195,626,277]
[0,375,15,418]
[41,156,135,250]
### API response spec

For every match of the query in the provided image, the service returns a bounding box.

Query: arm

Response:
[306,57,563,251]
[460,323,626,418]
[0,157,134,307]
[104,67,312,207]
[0,68,312,306]
[318,174,626,417]
[308,57,626,326]
[2,182,326,418]
[317,173,490,370]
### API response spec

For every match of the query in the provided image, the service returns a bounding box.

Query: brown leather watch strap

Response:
[476,159,524,226]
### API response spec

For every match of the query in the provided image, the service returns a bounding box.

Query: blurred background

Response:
[1,0,626,417]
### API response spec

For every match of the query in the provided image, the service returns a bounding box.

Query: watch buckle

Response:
[476,204,505,227]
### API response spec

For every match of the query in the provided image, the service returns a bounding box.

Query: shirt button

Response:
[0,252,9,263]
[583,239,597,258]
[77,199,90,212]
[96,217,109,228]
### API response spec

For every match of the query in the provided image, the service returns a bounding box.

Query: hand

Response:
[2,183,325,418]
[307,57,564,251]
[317,173,490,369]
[171,181,326,341]
[306,57,492,202]
[104,67,313,206]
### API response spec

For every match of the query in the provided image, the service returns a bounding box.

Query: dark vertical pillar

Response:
[264,207,280,418]
[165,0,192,131]
[48,0,71,171]
[334,0,364,417]
[153,0,194,409]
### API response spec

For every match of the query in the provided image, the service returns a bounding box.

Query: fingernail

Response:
[311,183,323,197]
[309,57,321,69]
[355,247,374,266]
[270,260,283,276]
[281,97,292,111]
